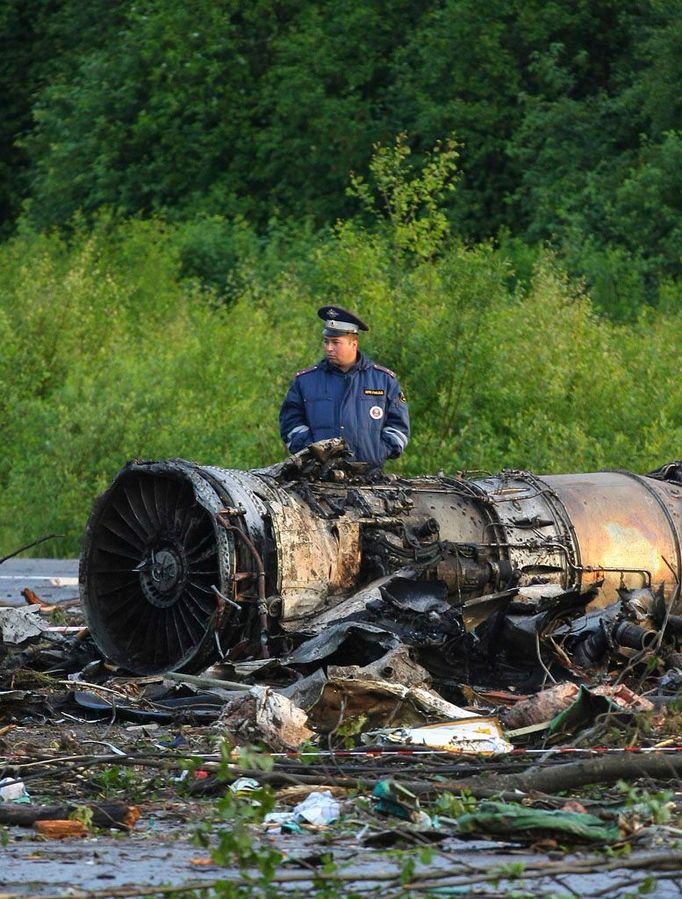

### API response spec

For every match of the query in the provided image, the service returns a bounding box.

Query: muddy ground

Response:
[2,560,682,897]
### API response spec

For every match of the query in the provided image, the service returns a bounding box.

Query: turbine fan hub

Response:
[139,546,186,607]
[80,461,266,673]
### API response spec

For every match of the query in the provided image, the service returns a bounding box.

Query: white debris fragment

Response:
[263,790,341,829]
[0,778,30,802]
[375,717,513,756]
[219,686,315,750]
[0,606,45,644]
[291,790,341,826]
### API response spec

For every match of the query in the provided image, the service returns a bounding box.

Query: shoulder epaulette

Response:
[372,363,396,378]
[295,364,318,377]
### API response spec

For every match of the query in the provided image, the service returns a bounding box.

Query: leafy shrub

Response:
[0,149,680,554]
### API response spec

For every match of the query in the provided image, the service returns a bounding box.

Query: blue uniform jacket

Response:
[279,352,410,468]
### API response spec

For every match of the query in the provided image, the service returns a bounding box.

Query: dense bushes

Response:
[2,1,682,319]
[1,206,680,555]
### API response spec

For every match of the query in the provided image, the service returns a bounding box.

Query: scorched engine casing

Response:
[79,456,682,674]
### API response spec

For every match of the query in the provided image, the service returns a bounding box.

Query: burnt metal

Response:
[612,620,658,651]
[79,463,229,674]
[80,448,682,675]
[216,512,269,659]
[649,460,682,484]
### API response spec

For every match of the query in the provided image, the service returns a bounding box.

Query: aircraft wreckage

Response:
[79,441,682,692]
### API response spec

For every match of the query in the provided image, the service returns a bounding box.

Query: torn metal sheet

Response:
[327,644,432,689]
[307,674,477,732]
[277,649,433,726]
[0,607,45,644]
[268,496,361,622]
[462,589,517,631]
[0,689,29,703]
[379,577,449,613]
[295,567,417,636]
[284,622,401,666]
[71,689,223,722]
[278,667,328,711]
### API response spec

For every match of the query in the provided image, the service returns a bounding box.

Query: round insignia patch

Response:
[369,405,384,420]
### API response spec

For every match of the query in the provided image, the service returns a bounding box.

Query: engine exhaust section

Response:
[79,446,682,676]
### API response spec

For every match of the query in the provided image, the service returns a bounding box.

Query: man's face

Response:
[324,335,358,370]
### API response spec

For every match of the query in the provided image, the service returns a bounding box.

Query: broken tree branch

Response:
[0,534,63,565]
[462,750,682,795]
[0,800,140,830]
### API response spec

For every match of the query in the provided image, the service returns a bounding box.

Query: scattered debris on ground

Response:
[4,449,682,894]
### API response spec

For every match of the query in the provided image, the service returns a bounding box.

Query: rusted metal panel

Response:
[268,496,361,623]
[544,471,682,606]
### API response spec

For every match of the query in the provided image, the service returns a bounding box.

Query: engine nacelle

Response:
[79,453,682,674]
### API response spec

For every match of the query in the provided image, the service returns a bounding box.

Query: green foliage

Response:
[348,133,460,260]
[90,764,143,800]
[2,0,682,321]
[617,780,675,825]
[229,745,275,774]
[195,785,283,897]
[193,746,283,896]
[1,153,681,557]
[498,861,527,880]
[20,0,423,230]
[432,789,477,819]
[49,606,67,626]
[611,131,682,277]
[69,806,94,828]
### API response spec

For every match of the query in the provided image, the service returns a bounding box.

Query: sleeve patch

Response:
[399,391,407,403]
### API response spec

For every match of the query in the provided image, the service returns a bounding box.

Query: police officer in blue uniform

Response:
[279,306,410,468]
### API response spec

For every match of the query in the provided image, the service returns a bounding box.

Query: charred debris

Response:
[5,447,682,892]
[3,442,682,747]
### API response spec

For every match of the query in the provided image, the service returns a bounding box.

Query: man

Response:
[279,306,410,468]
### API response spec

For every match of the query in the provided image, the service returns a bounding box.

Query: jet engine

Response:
[79,447,682,675]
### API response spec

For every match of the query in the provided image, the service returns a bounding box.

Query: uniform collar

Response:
[321,351,369,374]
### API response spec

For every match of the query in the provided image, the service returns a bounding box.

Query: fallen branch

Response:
[190,767,569,807]
[464,751,682,795]
[0,800,140,830]
[6,749,682,805]
[223,751,682,801]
